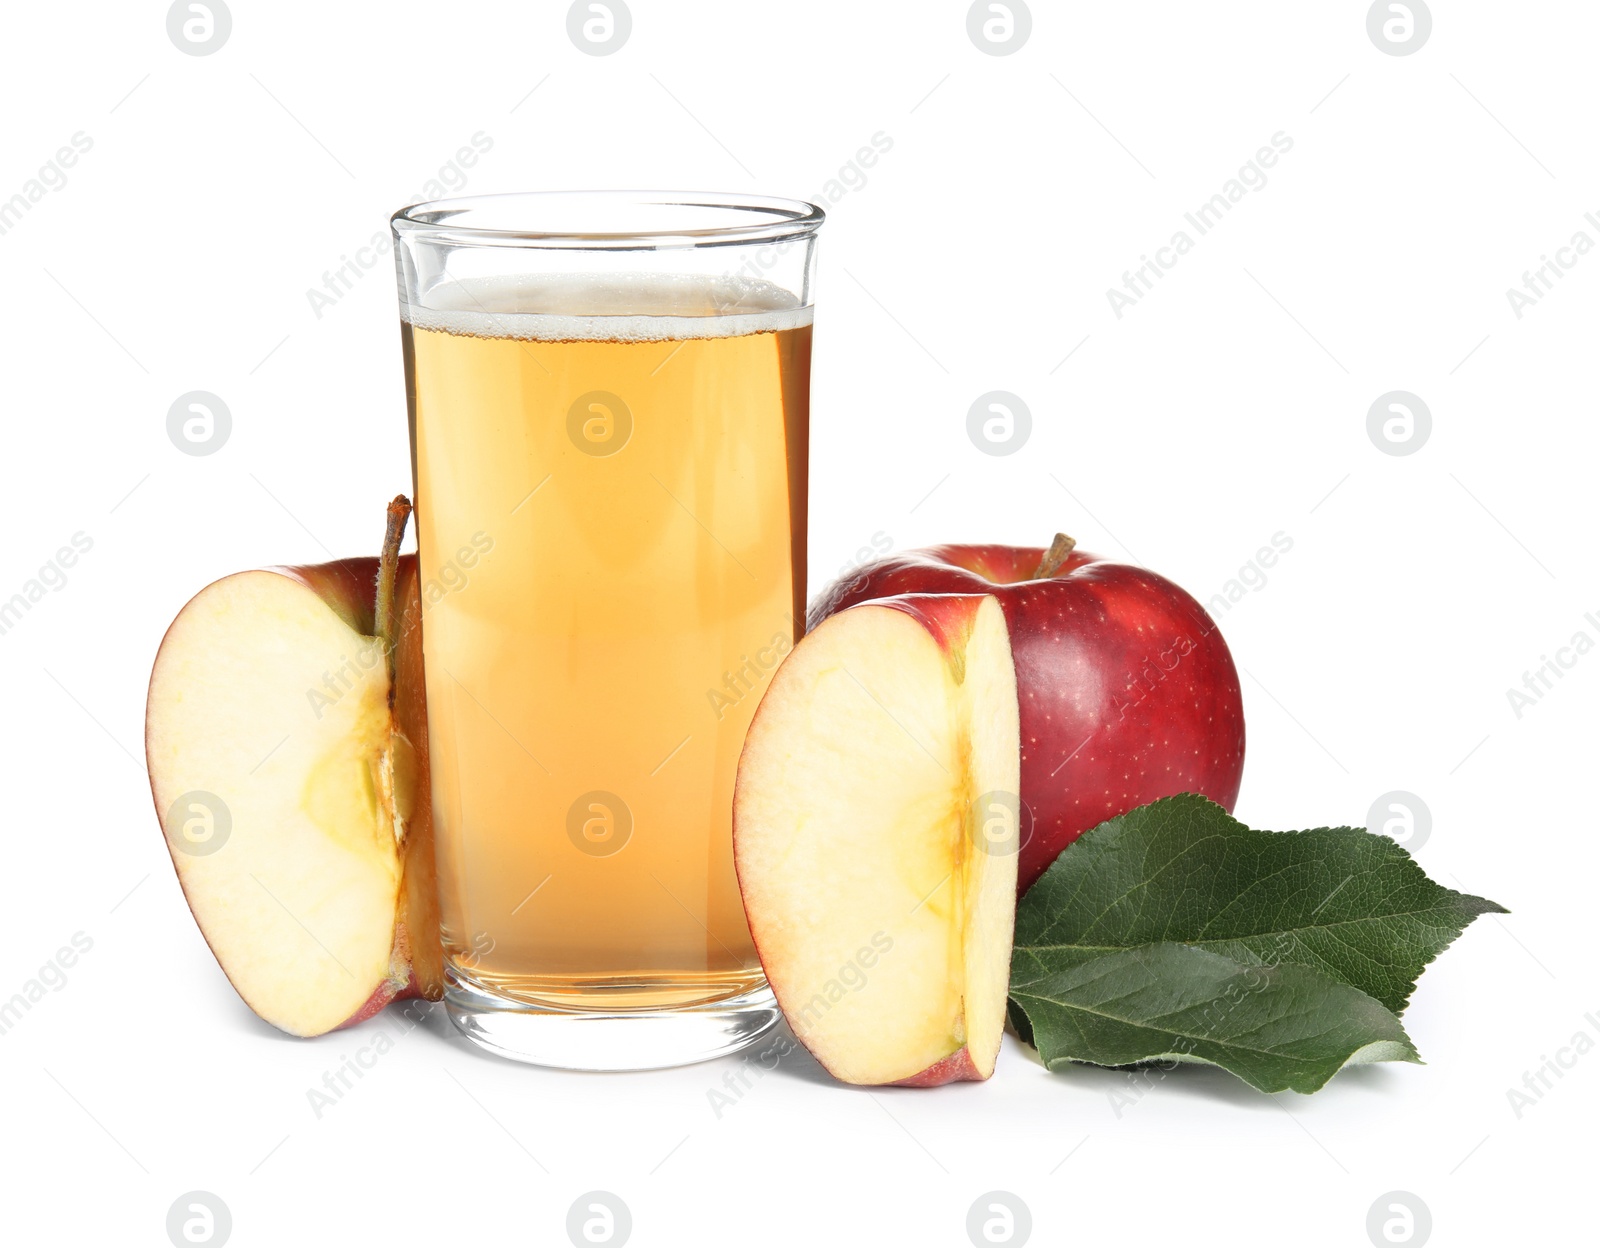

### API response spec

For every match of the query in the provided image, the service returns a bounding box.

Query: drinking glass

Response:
[392,192,821,1068]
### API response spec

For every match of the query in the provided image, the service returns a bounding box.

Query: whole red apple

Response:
[809,535,1245,893]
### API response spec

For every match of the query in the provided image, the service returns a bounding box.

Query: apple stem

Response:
[376,495,412,707]
[1033,532,1077,579]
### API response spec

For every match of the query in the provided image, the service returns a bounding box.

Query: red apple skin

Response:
[890,1047,982,1088]
[275,555,387,637]
[809,543,1245,895]
[338,976,409,1029]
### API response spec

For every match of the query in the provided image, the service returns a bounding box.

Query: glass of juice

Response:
[391,192,821,1068]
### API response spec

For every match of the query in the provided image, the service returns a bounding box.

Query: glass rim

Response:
[392,190,825,250]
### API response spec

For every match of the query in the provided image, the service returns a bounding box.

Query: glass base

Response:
[444,969,782,1071]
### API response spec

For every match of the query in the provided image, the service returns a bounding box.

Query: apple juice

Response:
[402,275,810,1010]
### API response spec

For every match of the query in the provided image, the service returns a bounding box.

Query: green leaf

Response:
[1009,942,1420,1094]
[1012,793,1506,1015]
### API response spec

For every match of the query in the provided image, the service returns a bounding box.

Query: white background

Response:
[1,2,1593,1244]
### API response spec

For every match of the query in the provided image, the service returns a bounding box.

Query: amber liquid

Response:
[403,279,810,1010]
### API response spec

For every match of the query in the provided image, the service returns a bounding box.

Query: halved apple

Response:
[145,499,442,1036]
[733,593,1021,1085]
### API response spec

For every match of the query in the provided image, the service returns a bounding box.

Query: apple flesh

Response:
[810,536,1245,894]
[145,502,442,1037]
[734,593,1020,1086]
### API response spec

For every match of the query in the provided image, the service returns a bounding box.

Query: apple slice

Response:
[733,593,1021,1086]
[145,499,442,1037]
